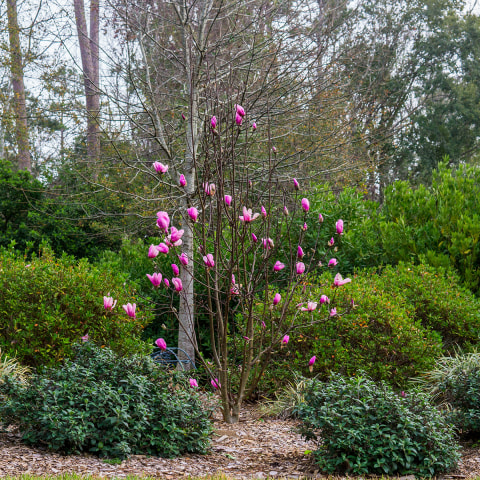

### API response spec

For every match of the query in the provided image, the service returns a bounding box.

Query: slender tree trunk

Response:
[74,0,101,171]
[6,0,31,172]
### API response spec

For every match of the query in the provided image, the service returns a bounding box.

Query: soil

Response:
[0,404,479,479]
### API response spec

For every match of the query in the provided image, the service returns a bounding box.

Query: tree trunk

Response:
[6,0,31,172]
[73,0,101,170]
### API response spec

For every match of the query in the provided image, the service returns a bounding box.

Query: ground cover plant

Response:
[296,374,461,476]
[0,342,212,458]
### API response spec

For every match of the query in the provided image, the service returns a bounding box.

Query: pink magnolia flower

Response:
[235,104,246,117]
[320,294,330,304]
[262,238,274,250]
[231,282,240,295]
[252,233,258,243]
[328,237,335,247]
[400,391,406,398]
[296,262,305,275]
[282,335,290,345]
[235,113,243,125]
[153,161,168,174]
[239,206,260,223]
[261,206,267,218]
[147,272,162,287]
[336,219,344,235]
[293,178,300,190]
[156,211,170,231]
[330,307,337,316]
[178,253,188,266]
[123,303,136,318]
[297,246,304,258]
[181,113,186,120]
[210,116,217,129]
[187,207,198,222]
[243,336,250,341]
[172,264,180,276]
[284,206,289,216]
[300,302,317,312]
[169,226,184,245]
[261,321,266,329]
[274,261,285,271]
[164,278,170,288]
[273,293,281,306]
[211,378,221,389]
[179,174,187,187]
[328,258,338,267]
[155,338,167,351]
[272,146,277,154]
[224,195,232,206]
[158,242,169,254]
[309,356,316,366]
[103,296,117,311]
[252,121,257,131]
[81,334,89,342]
[333,273,352,287]
[203,183,216,196]
[190,378,198,388]
[148,244,159,258]
[301,198,310,212]
[319,213,324,223]
[302,222,308,231]
[172,277,183,292]
[203,254,215,269]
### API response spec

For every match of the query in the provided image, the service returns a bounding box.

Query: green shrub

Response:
[0,342,212,458]
[0,243,152,367]
[296,374,460,476]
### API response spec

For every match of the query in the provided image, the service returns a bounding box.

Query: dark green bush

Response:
[296,374,460,476]
[0,243,153,367]
[0,342,212,458]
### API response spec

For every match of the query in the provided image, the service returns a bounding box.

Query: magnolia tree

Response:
[132,104,352,423]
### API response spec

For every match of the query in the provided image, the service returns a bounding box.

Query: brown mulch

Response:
[0,404,480,479]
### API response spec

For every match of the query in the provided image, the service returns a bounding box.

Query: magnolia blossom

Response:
[123,303,136,318]
[158,242,169,254]
[293,178,300,190]
[319,213,324,223]
[328,237,335,247]
[172,277,183,292]
[320,294,330,304]
[300,302,317,312]
[282,335,290,345]
[328,258,338,267]
[156,211,170,231]
[336,219,344,235]
[235,113,243,125]
[168,226,184,246]
[301,198,310,212]
[272,146,277,154]
[296,262,306,275]
[187,207,198,222]
[284,206,289,216]
[261,321,266,329]
[178,253,188,266]
[262,238,274,250]
[153,161,168,174]
[224,195,232,206]
[235,104,246,117]
[273,261,285,271]
[155,338,167,351]
[148,244,159,258]
[81,334,89,342]
[252,233,258,243]
[210,116,217,129]
[181,113,186,120]
[297,246,304,259]
[273,293,281,306]
[203,183,216,196]
[164,278,170,288]
[203,254,215,269]
[302,222,308,231]
[189,378,198,388]
[309,355,316,372]
[334,273,352,287]
[211,378,221,389]
[330,307,337,316]
[103,296,117,311]
[231,275,240,295]
[261,206,267,218]
[239,206,260,223]
[147,272,162,287]
[179,174,187,187]
[172,264,180,276]
[252,121,257,131]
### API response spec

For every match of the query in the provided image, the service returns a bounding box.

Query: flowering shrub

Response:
[0,342,212,458]
[0,243,152,367]
[296,374,460,476]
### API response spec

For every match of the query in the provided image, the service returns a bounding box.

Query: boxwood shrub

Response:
[0,342,212,458]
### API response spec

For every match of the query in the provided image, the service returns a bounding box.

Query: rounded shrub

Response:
[0,243,153,367]
[296,374,460,476]
[0,342,212,458]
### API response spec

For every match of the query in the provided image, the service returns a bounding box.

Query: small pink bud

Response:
[261,206,267,218]
[273,261,285,271]
[296,262,305,275]
[156,211,170,231]
[330,307,337,316]
[187,207,198,222]
[172,277,183,292]
[203,254,215,269]
[172,264,180,276]
[328,237,335,247]
[272,146,277,154]
[235,112,243,125]
[155,338,167,351]
[273,293,281,306]
[158,242,169,254]
[297,246,304,258]
[309,356,316,366]
[224,195,232,206]
[252,233,258,243]
[284,206,289,216]
[282,335,290,345]
[252,121,257,131]
[328,258,338,267]
[189,378,198,388]
[302,222,308,231]
[400,391,406,397]
[181,113,186,120]
[179,174,187,187]
[293,178,300,190]
[261,321,266,329]
[148,244,159,258]
[210,116,217,129]
[178,253,188,266]
[301,198,310,212]
[243,336,250,341]
[319,213,324,223]
[164,278,170,288]
[235,104,246,117]
[211,378,220,389]
[336,219,344,235]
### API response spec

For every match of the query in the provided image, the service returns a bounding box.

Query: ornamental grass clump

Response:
[296,374,460,477]
[0,342,212,459]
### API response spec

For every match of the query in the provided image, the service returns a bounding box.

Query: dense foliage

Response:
[0,243,152,367]
[0,342,212,458]
[296,374,460,476]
